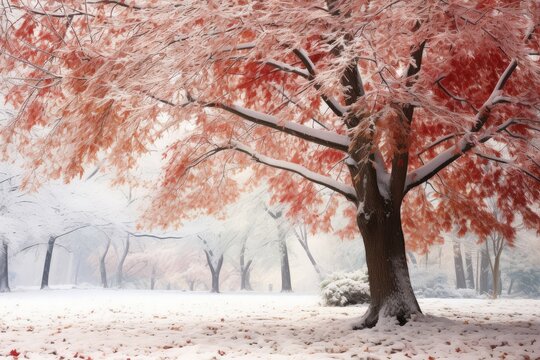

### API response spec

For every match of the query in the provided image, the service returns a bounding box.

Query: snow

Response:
[229,104,350,150]
[0,290,539,359]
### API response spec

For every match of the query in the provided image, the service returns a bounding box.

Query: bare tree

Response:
[293,224,324,281]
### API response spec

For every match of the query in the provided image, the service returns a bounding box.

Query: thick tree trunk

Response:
[278,237,292,292]
[116,234,130,288]
[188,280,196,291]
[453,240,467,289]
[100,238,111,288]
[41,236,56,289]
[205,250,223,293]
[355,209,420,329]
[464,250,475,289]
[0,241,10,292]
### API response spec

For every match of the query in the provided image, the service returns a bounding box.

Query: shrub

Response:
[320,270,370,306]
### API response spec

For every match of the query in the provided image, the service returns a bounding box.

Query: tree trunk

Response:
[278,237,292,292]
[205,250,223,293]
[464,250,475,289]
[294,227,324,281]
[507,278,514,295]
[100,237,111,288]
[150,265,156,290]
[491,254,501,299]
[188,279,195,291]
[239,240,253,290]
[407,251,417,266]
[240,260,253,291]
[41,236,56,289]
[355,208,420,329]
[479,247,490,295]
[116,234,130,288]
[351,154,421,328]
[0,241,10,292]
[453,240,467,289]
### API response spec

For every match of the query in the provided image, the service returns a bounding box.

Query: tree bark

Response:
[355,209,420,328]
[453,240,467,289]
[100,237,111,288]
[116,233,130,288]
[464,250,475,289]
[205,250,223,293]
[351,154,421,328]
[41,236,56,289]
[0,240,10,292]
[278,236,292,292]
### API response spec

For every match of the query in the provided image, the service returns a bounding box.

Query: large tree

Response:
[1,1,539,327]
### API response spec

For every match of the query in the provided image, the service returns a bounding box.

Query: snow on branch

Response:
[405,118,535,192]
[204,102,350,152]
[292,48,347,117]
[221,141,357,202]
[472,151,540,183]
[264,60,310,78]
[405,59,521,192]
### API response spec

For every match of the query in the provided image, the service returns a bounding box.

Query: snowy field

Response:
[0,290,539,359]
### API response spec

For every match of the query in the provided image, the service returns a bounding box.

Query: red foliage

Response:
[0,1,538,251]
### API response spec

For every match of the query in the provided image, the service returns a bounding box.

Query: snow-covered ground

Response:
[0,290,539,359]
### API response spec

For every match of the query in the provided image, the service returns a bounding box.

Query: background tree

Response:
[1,0,539,327]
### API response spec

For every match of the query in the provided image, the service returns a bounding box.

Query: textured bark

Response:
[465,250,475,289]
[351,149,421,328]
[100,237,111,288]
[355,208,421,329]
[205,250,224,293]
[453,240,467,289]
[41,236,56,289]
[0,241,9,292]
[116,234,130,287]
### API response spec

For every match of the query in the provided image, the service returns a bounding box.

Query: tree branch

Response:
[220,141,357,202]
[405,117,531,192]
[405,58,520,192]
[203,102,349,151]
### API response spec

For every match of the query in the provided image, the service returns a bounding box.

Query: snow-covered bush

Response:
[320,271,370,306]
[411,268,477,298]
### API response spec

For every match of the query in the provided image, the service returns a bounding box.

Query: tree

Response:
[198,232,232,293]
[266,207,293,292]
[452,238,467,289]
[294,223,325,281]
[1,1,539,327]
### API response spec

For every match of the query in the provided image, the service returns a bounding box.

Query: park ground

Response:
[0,290,539,359]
